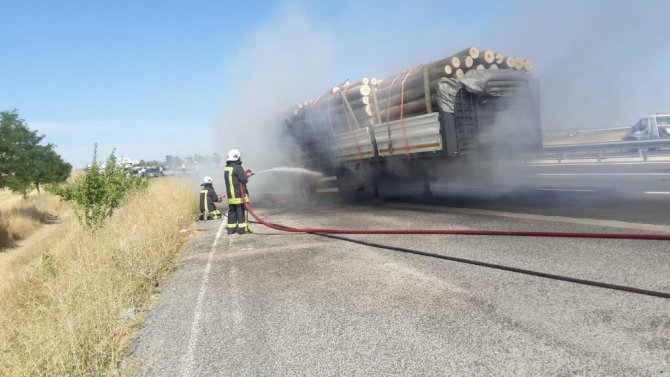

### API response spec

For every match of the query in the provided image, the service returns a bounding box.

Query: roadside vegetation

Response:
[0,177,196,376]
[0,121,199,375]
[0,189,65,249]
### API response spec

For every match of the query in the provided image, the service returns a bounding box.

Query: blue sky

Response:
[2,0,669,168]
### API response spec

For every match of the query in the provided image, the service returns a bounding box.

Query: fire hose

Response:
[239,184,670,298]
[241,184,670,240]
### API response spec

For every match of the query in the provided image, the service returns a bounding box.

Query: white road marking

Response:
[535,188,597,192]
[180,221,226,377]
[538,173,670,176]
[644,191,670,195]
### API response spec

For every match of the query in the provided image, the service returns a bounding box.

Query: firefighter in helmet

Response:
[199,176,223,220]
[224,149,253,234]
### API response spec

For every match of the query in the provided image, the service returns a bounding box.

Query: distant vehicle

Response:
[623,114,670,141]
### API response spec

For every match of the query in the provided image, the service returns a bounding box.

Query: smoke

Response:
[215,4,335,172]
[207,1,670,203]
[484,0,670,129]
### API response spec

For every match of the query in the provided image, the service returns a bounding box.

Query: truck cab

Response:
[623,114,670,141]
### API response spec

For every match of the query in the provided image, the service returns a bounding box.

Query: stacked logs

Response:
[287,47,534,135]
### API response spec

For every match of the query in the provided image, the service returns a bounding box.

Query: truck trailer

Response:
[284,49,542,199]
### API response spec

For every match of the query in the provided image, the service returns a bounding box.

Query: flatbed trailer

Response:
[286,70,542,199]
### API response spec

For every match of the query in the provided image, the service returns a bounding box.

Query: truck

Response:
[622,114,670,141]
[284,50,543,200]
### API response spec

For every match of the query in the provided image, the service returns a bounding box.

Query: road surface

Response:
[126,187,670,376]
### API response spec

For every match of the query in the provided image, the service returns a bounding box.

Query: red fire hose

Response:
[240,184,670,241]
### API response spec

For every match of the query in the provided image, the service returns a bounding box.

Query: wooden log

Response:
[455,68,464,78]
[495,52,505,64]
[337,83,370,96]
[370,88,383,125]
[332,104,372,126]
[451,56,461,69]
[376,84,429,109]
[476,64,485,71]
[444,64,453,75]
[523,59,534,71]
[379,97,435,121]
[454,47,480,59]
[503,56,516,69]
[488,63,499,70]
[463,56,474,68]
[382,51,472,84]
[513,57,525,70]
[339,91,362,129]
[423,66,433,113]
[478,50,495,64]
[376,66,445,91]
[321,83,373,109]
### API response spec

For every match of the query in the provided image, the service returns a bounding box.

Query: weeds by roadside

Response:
[0,190,64,249]
[0,178,197,376]
[50,146,147,229]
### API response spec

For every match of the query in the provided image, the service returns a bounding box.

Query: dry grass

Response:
[0,190,65,249]
[0,178,197,376]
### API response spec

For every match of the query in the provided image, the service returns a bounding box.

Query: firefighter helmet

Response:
[203,176,213,184]
[227,149,241,161]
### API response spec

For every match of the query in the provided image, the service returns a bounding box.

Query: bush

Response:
[51,146,147,229]
[0,178,197,376]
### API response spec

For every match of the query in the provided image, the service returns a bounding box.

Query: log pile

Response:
[287,47,534,135]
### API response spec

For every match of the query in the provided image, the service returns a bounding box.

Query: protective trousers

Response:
[200,189,221,220]
[227,204,248,234]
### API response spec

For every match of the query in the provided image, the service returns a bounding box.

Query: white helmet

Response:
[202,176,213,184]
[227,149,241,162]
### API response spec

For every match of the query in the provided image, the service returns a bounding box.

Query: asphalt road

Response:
[126,196,670,376]
[377,160,670,225]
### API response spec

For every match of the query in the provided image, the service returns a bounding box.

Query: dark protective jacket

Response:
[199,183,220,213]
[224,161,248,204]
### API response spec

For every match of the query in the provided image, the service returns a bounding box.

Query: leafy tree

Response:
[51,145,147,229]
[0,110,71,195]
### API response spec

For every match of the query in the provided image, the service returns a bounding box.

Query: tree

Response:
[51,145,147,229]
[0,110,71,195]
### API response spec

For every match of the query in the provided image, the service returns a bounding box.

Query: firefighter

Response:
[199,176,223,220]
[224,149,253,234]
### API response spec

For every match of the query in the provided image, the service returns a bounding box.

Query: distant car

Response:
[162,169,175,176]
[623,113,670,141]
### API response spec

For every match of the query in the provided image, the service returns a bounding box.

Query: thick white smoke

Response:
[484,0,670,129]
[215,4,335,172]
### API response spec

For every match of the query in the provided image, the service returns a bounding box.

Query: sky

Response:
[1,0,669,168]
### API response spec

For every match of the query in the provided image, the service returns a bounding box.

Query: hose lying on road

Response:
[241,184,670,299]
[241,185,670,240]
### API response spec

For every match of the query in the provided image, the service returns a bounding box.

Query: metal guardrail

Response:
[539,139,670,162]
[544,139,670,152]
